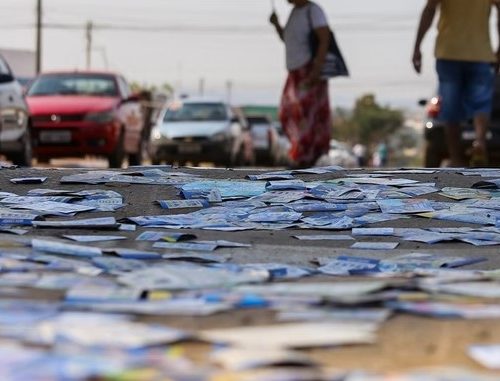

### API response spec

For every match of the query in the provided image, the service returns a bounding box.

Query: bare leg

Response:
[470,112,489,167]
[444,122,466,167]
[473,112,489,151]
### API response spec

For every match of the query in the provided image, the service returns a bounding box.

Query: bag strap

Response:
[306,3,314,33]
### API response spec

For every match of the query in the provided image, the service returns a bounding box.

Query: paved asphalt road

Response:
[2,164,500,375]
[11,165,500,268]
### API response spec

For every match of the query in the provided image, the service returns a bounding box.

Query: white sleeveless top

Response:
[283,2,329,71]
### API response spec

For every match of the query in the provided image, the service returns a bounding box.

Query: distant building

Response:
[241,105,278,121]
[0,48,36,79]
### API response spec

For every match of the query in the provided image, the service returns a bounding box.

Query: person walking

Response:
[353,143,368,167]
[270,0,333,168]
[413,0,500,167]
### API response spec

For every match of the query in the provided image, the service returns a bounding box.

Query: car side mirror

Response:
[0,73,14,84]
[418,99,427,107]
[122,94,141,104]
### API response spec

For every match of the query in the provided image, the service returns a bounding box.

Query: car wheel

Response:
[424,139,446,168]
[108,131,125,168]
[36,156,50,165]
[234,149,254,167]
[266,150,277,166]
[11,129,33,167]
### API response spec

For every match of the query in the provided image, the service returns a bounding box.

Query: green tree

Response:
[333,94,404,146]
[351,94,404,145]
[129,81,174,98]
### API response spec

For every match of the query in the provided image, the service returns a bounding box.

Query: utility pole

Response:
[35,0,42,74]
[199,78,205,97]
[86,21,93,69]
[226,80,233,104]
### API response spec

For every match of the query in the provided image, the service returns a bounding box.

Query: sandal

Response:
[469,141,489,168]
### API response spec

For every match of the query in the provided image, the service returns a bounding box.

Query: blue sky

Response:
[0,0,495,109]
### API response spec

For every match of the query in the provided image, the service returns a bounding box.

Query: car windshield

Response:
[0,58,11,76]
[164,103,227,122]
[27,74,118,97]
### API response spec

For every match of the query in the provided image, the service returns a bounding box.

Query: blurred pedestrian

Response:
[376,141,388,167]
[353,143,367,167]
[270,0,332,168]
[412,0,500,167]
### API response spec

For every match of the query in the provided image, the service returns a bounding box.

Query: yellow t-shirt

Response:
[435,0,496,62]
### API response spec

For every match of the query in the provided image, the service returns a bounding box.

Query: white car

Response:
[246,115,280,165]
[0,55,31,166]
[316,139,357,168]
[150,98,254,166]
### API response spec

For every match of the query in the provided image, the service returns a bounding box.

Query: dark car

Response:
[26,71,146,168]
[421,76,500,167]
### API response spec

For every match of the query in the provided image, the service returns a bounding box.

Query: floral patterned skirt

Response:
[279,63,332,167]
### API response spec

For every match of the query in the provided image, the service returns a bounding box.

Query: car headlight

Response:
[212,132,229,142]
[151,126,162,141]
[84,111,114,123]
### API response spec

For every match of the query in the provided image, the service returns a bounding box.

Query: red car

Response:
[26,71,145,167]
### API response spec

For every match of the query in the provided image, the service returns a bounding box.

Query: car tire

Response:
[267,150,277,166]
[224,154,236,168]
[36,157,50,165]
[108,131,125,168]
[424,139,446,168]
[11,129,33,167]
[234,149,255,167]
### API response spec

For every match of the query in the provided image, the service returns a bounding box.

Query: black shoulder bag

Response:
[308,4,349,79]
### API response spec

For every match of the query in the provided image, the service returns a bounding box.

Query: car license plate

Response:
[178,143,201,154]
[461,131,492,141]
[39,130,72,143]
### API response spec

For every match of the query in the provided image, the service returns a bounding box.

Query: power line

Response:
[0,21,415,33]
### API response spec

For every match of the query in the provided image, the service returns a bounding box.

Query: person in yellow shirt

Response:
[413,0,500,167]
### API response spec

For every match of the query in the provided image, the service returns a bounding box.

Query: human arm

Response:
[306,26,331,86]
[495,0,500,72]
[412,0,440,74]
[270,12,284,41]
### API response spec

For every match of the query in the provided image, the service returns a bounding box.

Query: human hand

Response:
[303,66,322,89]
[269,12,279,26]
[412,49,422,74]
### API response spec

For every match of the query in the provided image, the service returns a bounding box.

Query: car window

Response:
[117,76,130,99]
[27,74,119,97]
[0,57,11,76]
[164,103,227,122]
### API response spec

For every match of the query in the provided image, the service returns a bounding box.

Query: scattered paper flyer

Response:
[293,234,354,241]
[156,199,209,209]
[63,235,127,243]
[10,177,47,184]
[201,321,378,348]
[469,344,500,369]
[210,347,316,371]
[351,242,399,250]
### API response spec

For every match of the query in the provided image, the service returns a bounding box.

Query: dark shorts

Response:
[436,59,495,123]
